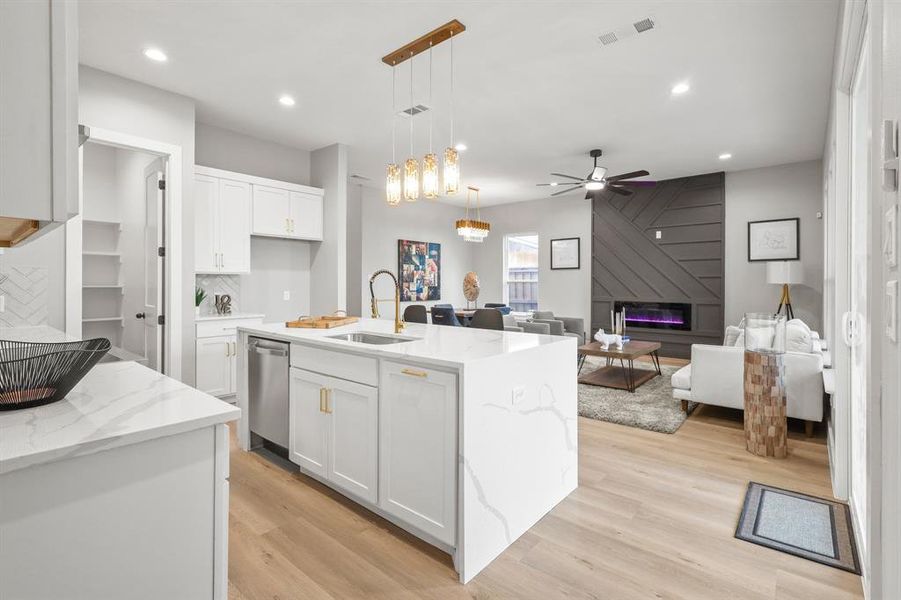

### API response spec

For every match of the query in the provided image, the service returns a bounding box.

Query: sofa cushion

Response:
[671,364,692,390]
[723,325,742,347]
[673,388,693,401]
[734,326,774,350]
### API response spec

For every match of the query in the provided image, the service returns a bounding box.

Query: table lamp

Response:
[766,261,804,320]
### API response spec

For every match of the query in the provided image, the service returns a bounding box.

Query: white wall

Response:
[724,160,824,330]
[346,182,363,317]
[195,122,310,185]
[79,66,196,382]
[358,187,474,315]
[310,144,347,314]
[194,122,314,321]
[473,196,593,335]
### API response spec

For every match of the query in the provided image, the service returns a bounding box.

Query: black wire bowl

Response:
[0,338,111,411]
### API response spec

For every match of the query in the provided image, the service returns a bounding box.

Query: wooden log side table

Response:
[743,349,788,458]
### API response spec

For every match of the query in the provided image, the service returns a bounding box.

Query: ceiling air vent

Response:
[633,17,655,33]
[598,32,618,46]
[598,16,656,47]
[398,104,430,118]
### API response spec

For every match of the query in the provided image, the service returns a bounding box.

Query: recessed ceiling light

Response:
[454,143,467,151]
[278,95,296,107]
[143,47,168,62]
[549,182,558,187]
[670,81,690,95]
[718,152,732,160]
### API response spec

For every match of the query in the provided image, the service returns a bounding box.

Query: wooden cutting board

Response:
[285,315,360,329]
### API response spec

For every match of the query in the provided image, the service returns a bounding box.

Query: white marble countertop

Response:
[0,325,78,343]
[238,318,570,369]
[0,359,240,475]
[195,312,265,322]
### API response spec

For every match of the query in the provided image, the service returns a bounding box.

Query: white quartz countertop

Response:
[0,360,240,475]
[238,318,571,369]
[195,312,265,322]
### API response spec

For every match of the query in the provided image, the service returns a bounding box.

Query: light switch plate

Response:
[511,386,525,405]
[655,230,662,239]
[283,290,290,301]
[887,280,898,343]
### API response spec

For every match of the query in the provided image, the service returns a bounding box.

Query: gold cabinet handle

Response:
[325,388,333,414]
[319,388,327,413]
[401,368,427,378]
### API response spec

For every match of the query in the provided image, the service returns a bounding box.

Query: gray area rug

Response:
[736,482,860,574]
[578,359,692,434]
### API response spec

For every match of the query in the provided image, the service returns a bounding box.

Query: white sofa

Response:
[670,320,825,435]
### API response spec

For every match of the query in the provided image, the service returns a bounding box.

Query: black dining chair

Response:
[468,308,505,331]
[403,304,428,324]
[431,306,462,326]
[484,302,512,315]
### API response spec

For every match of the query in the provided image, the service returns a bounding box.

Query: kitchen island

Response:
[0,327,240,600]
[235,318,578,583]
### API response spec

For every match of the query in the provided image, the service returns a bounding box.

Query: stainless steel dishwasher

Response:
[248,337,290,454]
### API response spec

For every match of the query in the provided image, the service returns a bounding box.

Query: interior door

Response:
[848,30,870,558]
[327,377,378,503]
[143,159,166,372]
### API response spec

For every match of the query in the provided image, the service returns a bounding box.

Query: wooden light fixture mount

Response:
[381,19,465,66]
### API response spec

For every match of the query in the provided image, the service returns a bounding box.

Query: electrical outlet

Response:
[655,230,662,239]
[511,386,525,405]
[283,290,290,301]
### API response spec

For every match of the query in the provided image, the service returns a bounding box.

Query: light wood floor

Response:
[227,361,862,600]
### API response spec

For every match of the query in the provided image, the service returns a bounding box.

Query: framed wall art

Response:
[747,218,800,262]
[398,239,441,301]
[550,237,580,270]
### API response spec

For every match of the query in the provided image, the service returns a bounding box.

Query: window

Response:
[503,234,539,312]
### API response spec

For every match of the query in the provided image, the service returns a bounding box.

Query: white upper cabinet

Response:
[252,185,290,237]
[0,0,78,245]
[193,170,251,274]
[253,184,323,241]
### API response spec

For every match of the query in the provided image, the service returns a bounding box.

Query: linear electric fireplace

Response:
[614,301,692,331]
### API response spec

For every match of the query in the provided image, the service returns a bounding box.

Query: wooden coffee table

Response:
[577,340,662,393]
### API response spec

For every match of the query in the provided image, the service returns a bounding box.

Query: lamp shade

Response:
[766,261,804,285]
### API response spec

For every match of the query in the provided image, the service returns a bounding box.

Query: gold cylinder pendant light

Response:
[421,43,439,199]
[456,186,489,242]
[443,31,460,195]
[403,51,419,202]
[386,63,401,206]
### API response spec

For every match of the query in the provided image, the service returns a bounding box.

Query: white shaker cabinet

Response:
[379,361,458,545]
[193,173,251,274]
[0,0,79,245]
[195,317,263,399]
[288,191,323,240]
[289,367,378,504]
[253,186,323,241]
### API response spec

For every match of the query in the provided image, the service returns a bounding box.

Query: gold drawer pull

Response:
[319,388,327,413]
[401,368,427,378]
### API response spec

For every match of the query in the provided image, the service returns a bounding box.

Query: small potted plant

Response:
[195,286,207,317]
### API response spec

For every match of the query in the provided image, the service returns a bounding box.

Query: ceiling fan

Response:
[537,149,656,199]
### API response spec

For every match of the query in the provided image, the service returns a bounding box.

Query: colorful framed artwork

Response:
[747,218,800,262]
[398,239,441,301]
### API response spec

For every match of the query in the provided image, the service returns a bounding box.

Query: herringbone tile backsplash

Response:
[0,266,49,327]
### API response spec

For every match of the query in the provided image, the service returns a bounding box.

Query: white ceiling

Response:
[79,1,839,206]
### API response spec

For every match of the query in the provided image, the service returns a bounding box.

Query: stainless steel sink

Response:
[326,332,419,345]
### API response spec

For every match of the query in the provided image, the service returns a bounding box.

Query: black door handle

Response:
[135,312,146,319]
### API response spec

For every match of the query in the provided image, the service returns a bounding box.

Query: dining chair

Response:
[430,306,462,326]
[403,304,428,324]
[468,308,505,331]
[484,303,512,315]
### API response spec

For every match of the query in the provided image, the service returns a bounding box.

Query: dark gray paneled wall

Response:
[591,171,725,358]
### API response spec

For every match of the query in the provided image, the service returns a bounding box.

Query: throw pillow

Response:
[785,321,813,353]
[723,325,742,347]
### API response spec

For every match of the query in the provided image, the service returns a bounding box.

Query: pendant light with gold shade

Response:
[456,186,489,242]
[385,62,401,206]
[443,30,460,195]
[403,52,419,202]
[421,43,439,199]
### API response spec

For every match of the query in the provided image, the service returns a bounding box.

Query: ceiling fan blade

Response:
[536,181,582,186]
[550,172,586,182]
[614,180,657,187]
[606,170,650,182]
[606,185,633,196]
[551,185,583,197]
